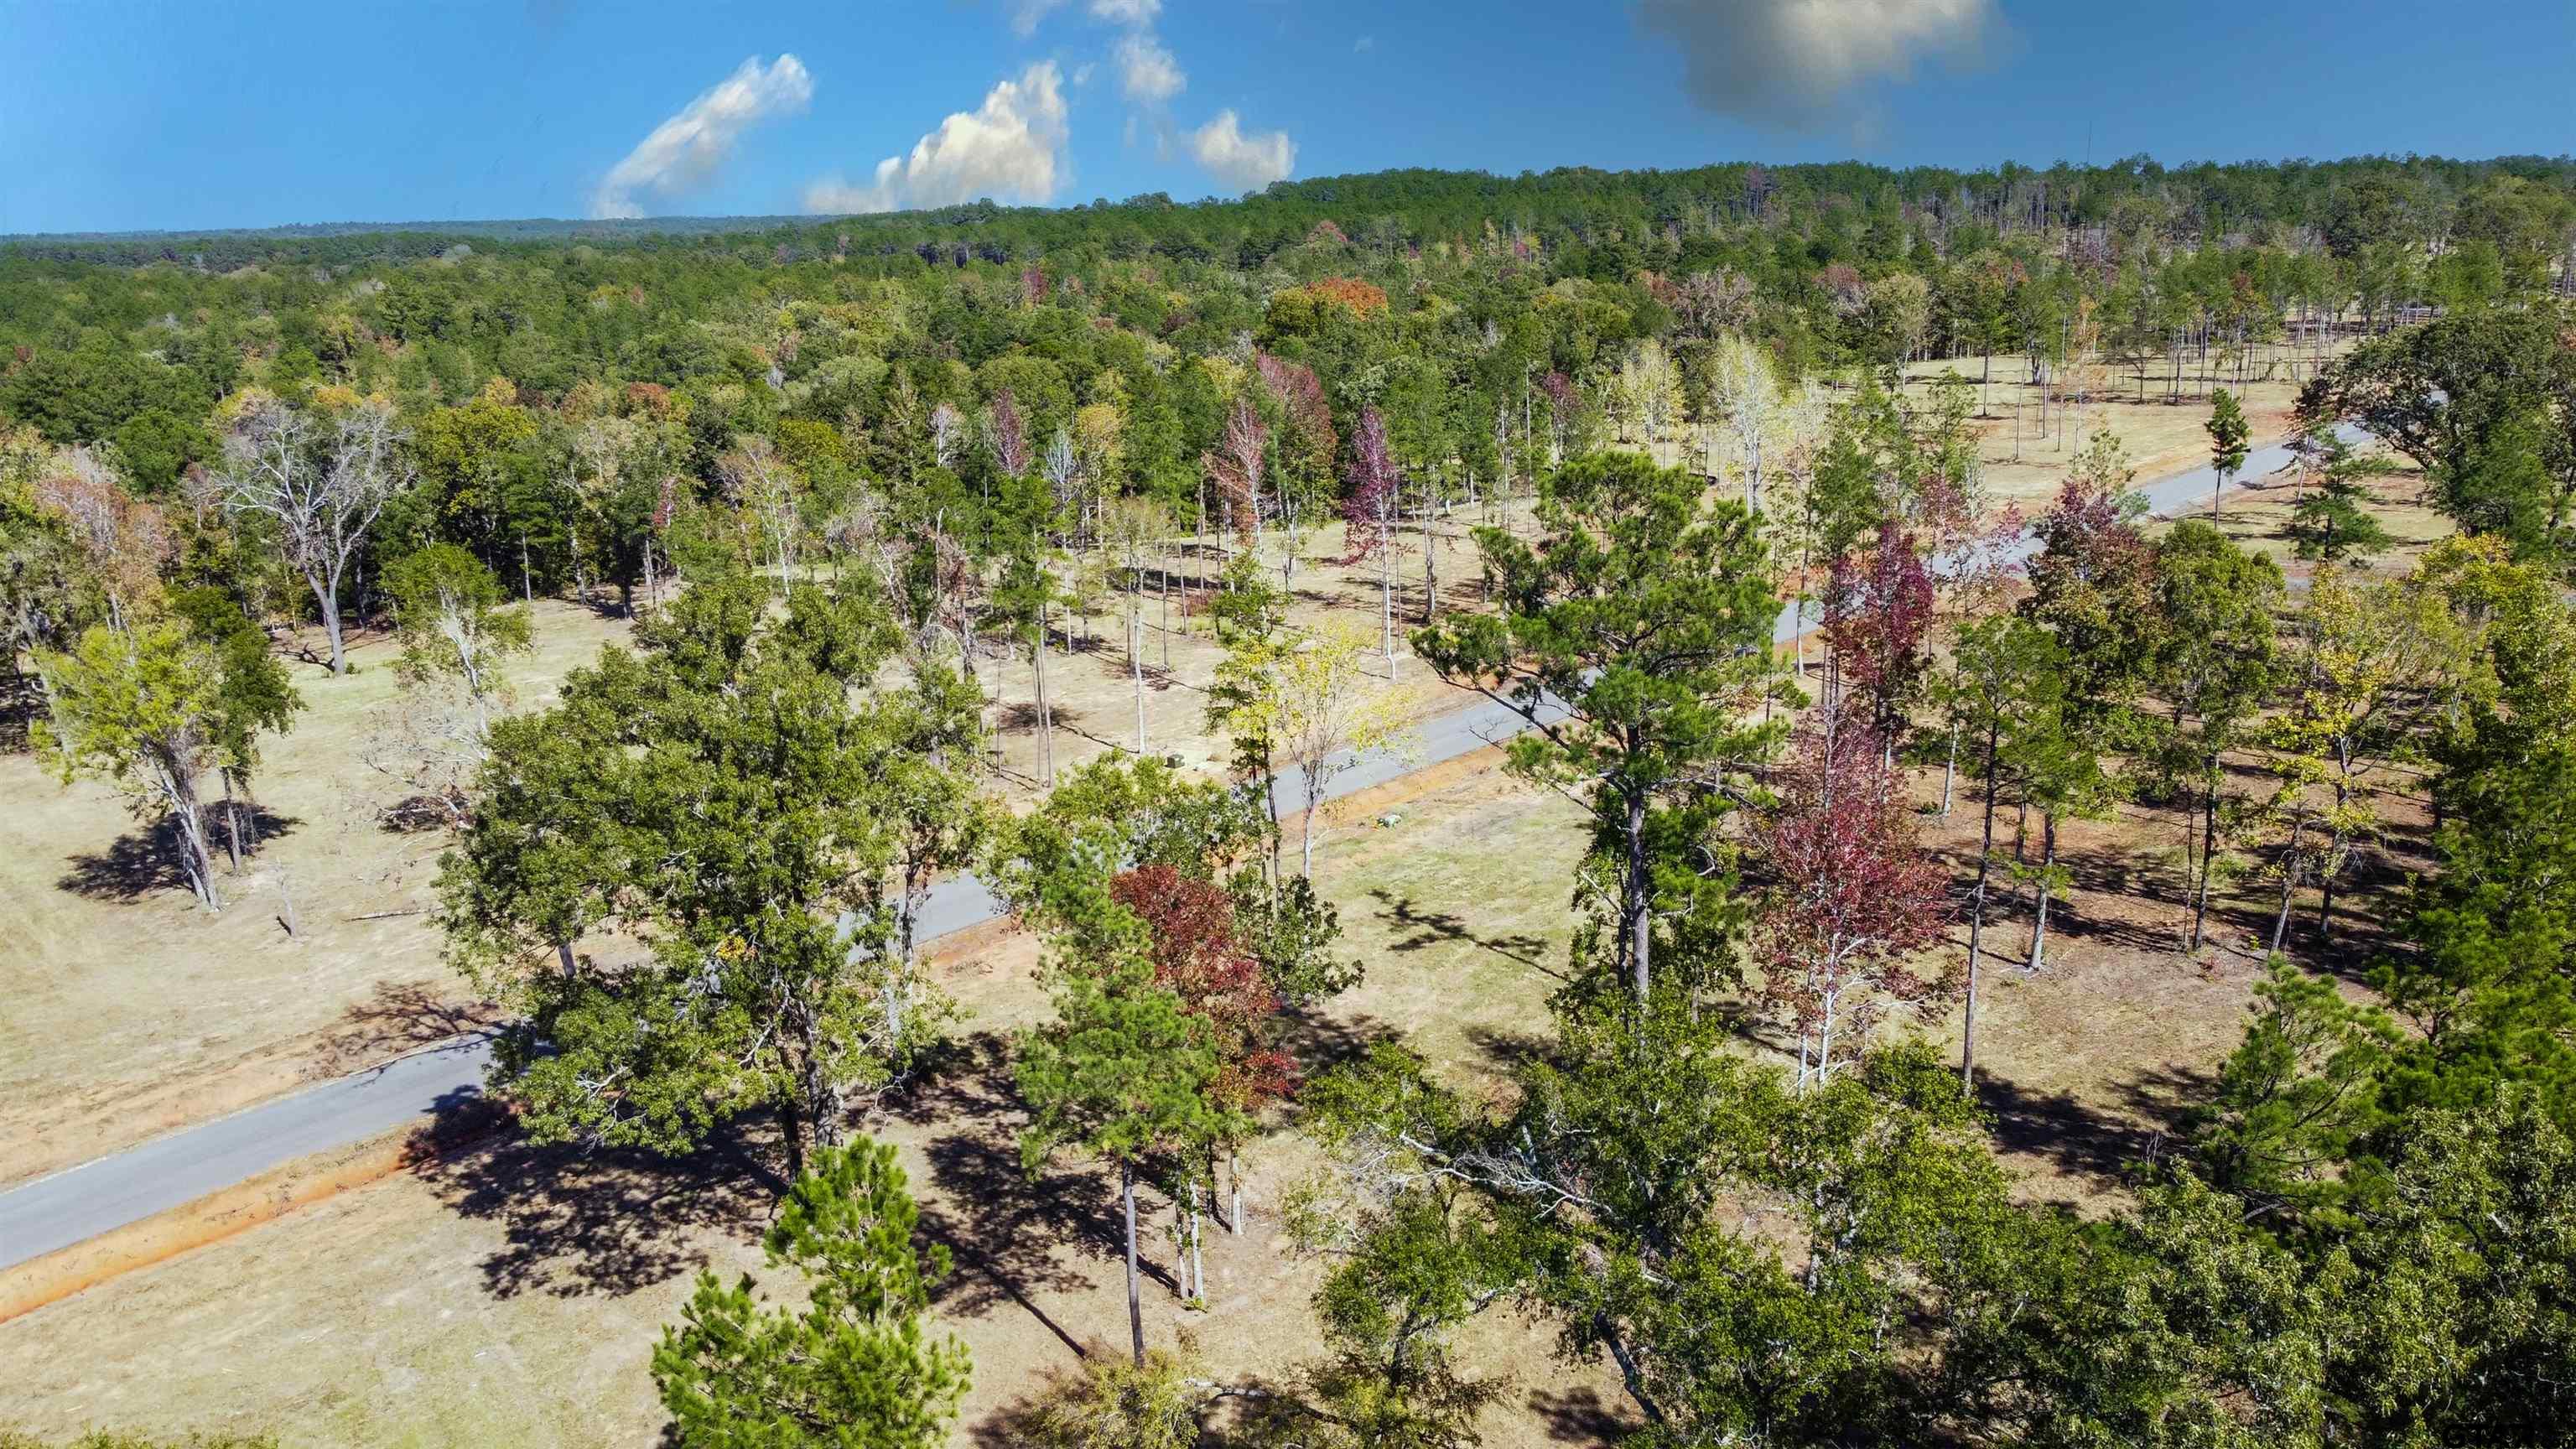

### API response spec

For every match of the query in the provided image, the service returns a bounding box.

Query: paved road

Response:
[0,681,1565,1270]
[0,425,2354,1272]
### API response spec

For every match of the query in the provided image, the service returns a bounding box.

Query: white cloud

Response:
[1634,0,1998,129]
[1088,0,1161,21]
[1186,109,1295,192]
[1638,0,1998,127]
[1353,34,1375,52]
[803,63,1072,215]
[1115,32,1187,103]
[1008,0,1067,36]
[590,55,813,220]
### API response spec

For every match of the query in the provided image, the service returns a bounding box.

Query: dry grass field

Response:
[0,334,2434,1446]
[1888,347,2332,510]
[0,767,1623,1448]
[0,692,2428,1444]
[0,530,1509,1187]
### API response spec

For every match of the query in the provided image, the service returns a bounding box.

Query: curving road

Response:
[0,425,2355,1273]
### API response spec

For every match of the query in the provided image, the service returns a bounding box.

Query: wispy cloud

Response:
[1115,32,1187,104]
[1634,0,1999,130]
[590,55,812,220]
[804,62,1071,215]
[1187,109,1296,192]
[1354,34,1376,53]
[1007,0,1067,36]
[1012,0,1153,34]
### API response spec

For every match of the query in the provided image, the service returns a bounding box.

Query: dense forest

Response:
[8,151,2576,1446]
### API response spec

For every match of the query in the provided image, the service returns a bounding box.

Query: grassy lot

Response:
[0,335,2428,1444]
[0,605,629,1185]
[0,698,2438,1443]
[0,529,1499,1187]
[0,768,1609,1448]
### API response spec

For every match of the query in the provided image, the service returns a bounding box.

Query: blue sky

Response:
[3,0,2569,234]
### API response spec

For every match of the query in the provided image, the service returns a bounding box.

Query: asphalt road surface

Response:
[0,424,2357,1271]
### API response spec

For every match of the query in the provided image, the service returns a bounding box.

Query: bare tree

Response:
[361,675,489,833]
[718,437,808,589]
[1101,496,1171,753]
[221,402,410,675]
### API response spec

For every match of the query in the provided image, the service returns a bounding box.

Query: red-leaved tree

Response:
[1110,865,1292,1249]
[1109,865,1295,1114]
[1821,522,1935,751]
[1257,352,1336,486]
[1753,707,1951,1089]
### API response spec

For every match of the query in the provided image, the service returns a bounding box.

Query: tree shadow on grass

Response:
[1368,887,1564,980]
[1526,1384,1634,1445]
[417,1098,780,1301]
[995,700,1089,736]
[891,1031,1161,1360]
[55,808,298,902]
[1272,1005,1401,1079]
[1976,1062,2212,1199]
[309,979,502,1076]
[1462,1021,1555,1072]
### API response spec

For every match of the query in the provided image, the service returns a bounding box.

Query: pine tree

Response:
[2284,427,2395,564]
[1415,450,1784,1002]
[1017,928,1243,1368]
[652,1136,970,1449]
[2205,387,2251,519]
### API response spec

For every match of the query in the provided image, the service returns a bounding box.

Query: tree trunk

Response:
[2028,812,2056,970]
[1596,1312,1668,1427]
[778,1093,806,1182]
[1187,1182,1205,1301]
[1624,787,1651,1003]
[1940,725,1957,816]
[2270,819,2305,954]
[1300,780,1319,879]
[1132,598,1147,756]
[1034,607,1054,787]
[2316,830,2343,943]
[158,758,221,911]
[2189,766,2221,953]
[1122,1159,1147,1369]
[1380,538,1397,679]
[798,1007,844,1157]
[221,772,245,871]
[1420,485,1437,626]
[1962,720,2001,1088]
[311,571,349,677]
